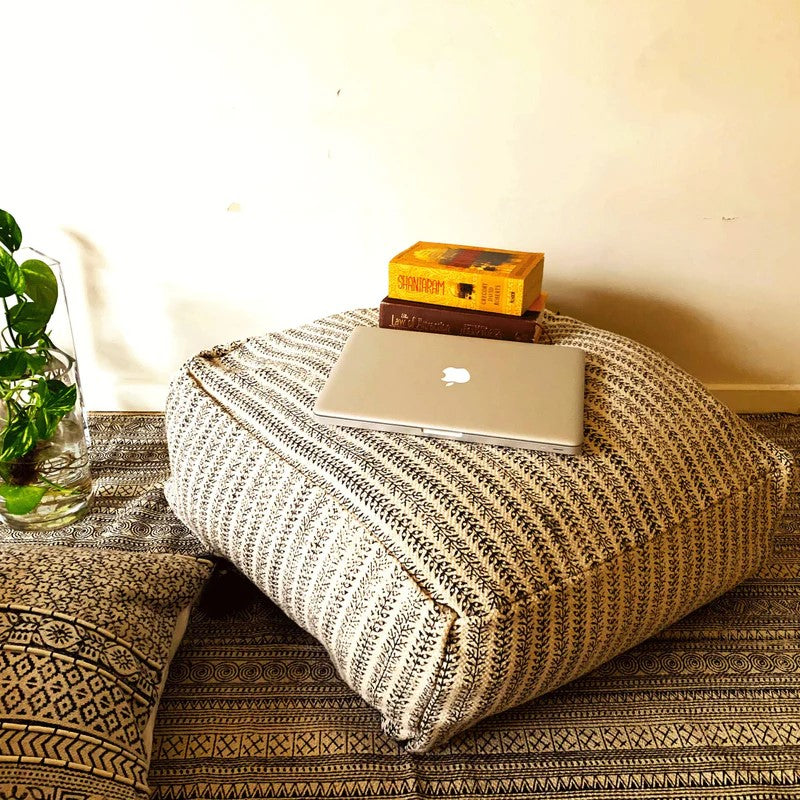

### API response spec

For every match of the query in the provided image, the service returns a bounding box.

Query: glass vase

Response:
[0,249,92,530]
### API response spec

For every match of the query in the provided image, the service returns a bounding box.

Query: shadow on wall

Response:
[162,293,283,363]
[65,229,262,409]
[545,280,778,386]
[65,230,165,409]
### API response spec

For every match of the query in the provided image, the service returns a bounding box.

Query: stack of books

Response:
[379,241,547,343]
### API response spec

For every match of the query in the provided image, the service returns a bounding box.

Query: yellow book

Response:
[388,242,544,316]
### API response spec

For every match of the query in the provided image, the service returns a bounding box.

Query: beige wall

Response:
[4,0,799,410]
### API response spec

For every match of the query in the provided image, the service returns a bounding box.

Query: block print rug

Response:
[2,413,799,799]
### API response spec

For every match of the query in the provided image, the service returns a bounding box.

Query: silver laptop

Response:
[312,326,585,454]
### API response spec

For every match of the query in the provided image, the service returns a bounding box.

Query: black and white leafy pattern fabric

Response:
[164,309,793,752]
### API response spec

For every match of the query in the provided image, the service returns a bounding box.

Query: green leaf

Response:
[44,379,77,415]
[0,249,25,297]
[34,406,59,440]
[0,210,22,253]
[32,379,76,439]
[0,349,30,380]
[7,300,51,336]
[0,483,47,514]
[1,412,38,461]
[17,330,46,347]
[21,259,58,316]
[26,352,48,373]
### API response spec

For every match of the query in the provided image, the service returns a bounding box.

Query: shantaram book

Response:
[379,292,548,343]
[388,242,544,316]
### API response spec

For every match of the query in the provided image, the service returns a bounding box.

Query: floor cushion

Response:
[163,309,793,752]
[0,545,212,799]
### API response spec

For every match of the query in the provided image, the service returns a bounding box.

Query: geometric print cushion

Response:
[0,545,212,799]
[163,308,794,752]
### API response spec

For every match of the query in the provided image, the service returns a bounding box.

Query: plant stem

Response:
[1,297,16,347]
[37,473,71,494]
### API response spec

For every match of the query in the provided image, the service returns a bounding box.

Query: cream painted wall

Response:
[3,0,799,410]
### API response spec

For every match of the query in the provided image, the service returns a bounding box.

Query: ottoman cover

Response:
[164,309,793,752]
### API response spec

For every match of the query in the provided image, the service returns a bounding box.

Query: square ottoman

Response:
[164,309,793,752]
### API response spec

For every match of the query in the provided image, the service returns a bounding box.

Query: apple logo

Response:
[441,366,471,387]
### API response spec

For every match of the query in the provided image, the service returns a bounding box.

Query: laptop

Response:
[312,326,585,454]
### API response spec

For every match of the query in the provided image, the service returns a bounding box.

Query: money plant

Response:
[0,209,77,514]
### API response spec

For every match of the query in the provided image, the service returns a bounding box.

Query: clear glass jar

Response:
[0,249,92,530]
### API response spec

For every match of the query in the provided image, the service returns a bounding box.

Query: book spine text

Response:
[379,298,543,342]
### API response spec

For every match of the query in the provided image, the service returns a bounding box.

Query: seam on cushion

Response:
[485,461,788,627]
[176,362,794,626]
[402,602,458,751]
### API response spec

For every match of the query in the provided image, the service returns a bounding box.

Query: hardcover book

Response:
[379,292,547,342]
[388,242,544,316]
